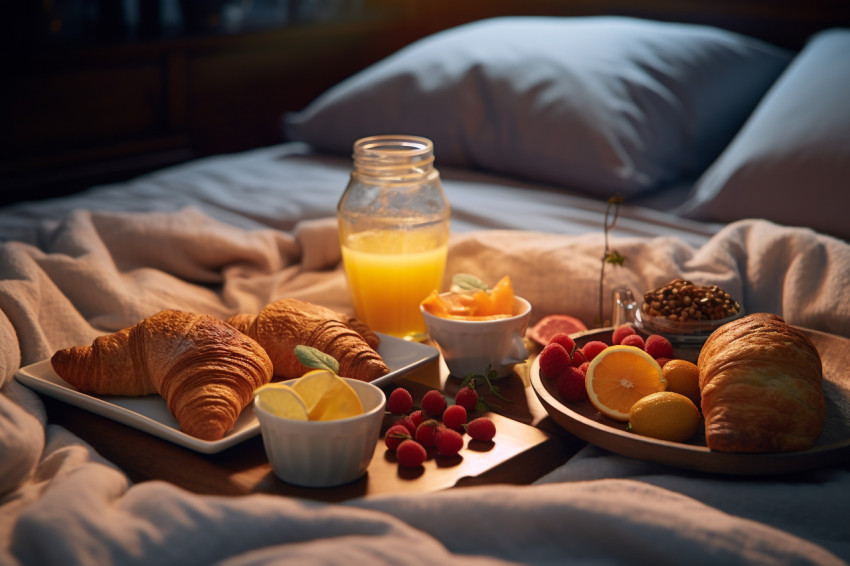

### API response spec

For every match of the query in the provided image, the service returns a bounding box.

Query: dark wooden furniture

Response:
[3,1,847,206]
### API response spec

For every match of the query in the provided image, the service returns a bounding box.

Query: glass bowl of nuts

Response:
[633,279,743,345]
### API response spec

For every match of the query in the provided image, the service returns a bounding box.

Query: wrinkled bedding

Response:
[2,156,849,564]
[4,12,850,563]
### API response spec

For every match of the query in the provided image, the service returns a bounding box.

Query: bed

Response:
[2,11,850,566]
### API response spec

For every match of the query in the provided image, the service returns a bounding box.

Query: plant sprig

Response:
[460,366,514,411]
[597,194,625,327]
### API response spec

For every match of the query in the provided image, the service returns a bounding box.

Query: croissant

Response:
[226,298,390,382]
[51,310,273,441]
[698,312,824,453]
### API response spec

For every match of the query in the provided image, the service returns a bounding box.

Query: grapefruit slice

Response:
[528,314,588,345]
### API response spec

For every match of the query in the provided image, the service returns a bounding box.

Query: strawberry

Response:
[581,341,608,363]
[408,409,424,430]
[384,424,412,451]
[620,333,645,349]
[442,404,467,430]
[421,389,447,417]
[571,348,587,367]
[387,387,413,414]
[435,427,464,456]
[557,366,588,401]
[397,414,417,435]
[539,342,571,379]
[454,386,479,411]
[415,419,439,447]
[612,324,636,345]
[396,439,427,467]
[465,417,496,442]
[548,333,576,355]
[645,334,674,359]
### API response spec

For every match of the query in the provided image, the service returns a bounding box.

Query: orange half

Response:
[585,345,666,421]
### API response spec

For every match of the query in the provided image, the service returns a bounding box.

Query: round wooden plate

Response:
[531,327,850,475]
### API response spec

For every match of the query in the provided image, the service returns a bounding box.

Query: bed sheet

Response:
[0,142,722,248]
[1,138,850,565]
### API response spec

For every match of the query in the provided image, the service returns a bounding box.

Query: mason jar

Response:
[338,135,451,341]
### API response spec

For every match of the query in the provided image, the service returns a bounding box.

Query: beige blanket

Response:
[1,208,848,565]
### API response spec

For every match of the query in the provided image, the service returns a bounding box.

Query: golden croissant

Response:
[226,298,389,382]
[51,310,273,441]
[698,312,824,453]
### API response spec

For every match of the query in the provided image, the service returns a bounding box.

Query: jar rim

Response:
[353,135,434,159]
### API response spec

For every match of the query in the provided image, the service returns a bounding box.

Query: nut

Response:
[641,278,741,322]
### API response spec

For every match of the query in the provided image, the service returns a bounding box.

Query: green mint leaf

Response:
[605,250,626,266]
[453,273,489,292]
[294,345,339,374]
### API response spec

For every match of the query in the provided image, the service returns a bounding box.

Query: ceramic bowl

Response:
[254,378,386,487]
[421,295,532,379]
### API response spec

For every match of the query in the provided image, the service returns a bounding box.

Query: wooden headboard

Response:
[371,0,850,52]
[2,0,847,206]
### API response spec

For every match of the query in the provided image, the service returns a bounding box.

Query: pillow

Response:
[284,16,792,197]
[677,29,850,241]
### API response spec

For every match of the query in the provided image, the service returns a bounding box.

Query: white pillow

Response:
[284,16,792,197]
[677,28,850,241]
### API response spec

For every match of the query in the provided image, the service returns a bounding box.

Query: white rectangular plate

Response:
[15,333,439,454]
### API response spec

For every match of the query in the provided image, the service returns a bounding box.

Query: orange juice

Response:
[341,228,448,340]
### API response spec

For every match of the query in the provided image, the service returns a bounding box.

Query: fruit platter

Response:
[530,325,850,475]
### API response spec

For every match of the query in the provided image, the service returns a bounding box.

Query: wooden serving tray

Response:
[532,327,850,475]
[40,361,568,502]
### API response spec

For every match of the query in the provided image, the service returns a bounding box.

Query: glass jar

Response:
[338,135,451,341]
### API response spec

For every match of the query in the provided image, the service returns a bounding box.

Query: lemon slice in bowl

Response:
[293,369,364,421]
[254,384,309,421]
[290,369,336,416]
[585,345,666,422]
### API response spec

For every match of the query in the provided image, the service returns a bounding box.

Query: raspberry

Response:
[422,389,447,417]
[645,334,674,359]
[396,439,427,467]
[539,342,571,378]
[620,334,645,349]
[581,341,608,363]
[387,387,413,414]
[435,427,464,456]
[656,357,672,368]
[442,404,467,430]
[415,419,439,447]
[548,333,576,355]
[409,409,424,430]
[397,414,417,435]
[612,324,637,345]
[465,417,496,442]
[557,366,588,401]
[578,361,591,375]
[454,386,479,411]
[384,424,412,451]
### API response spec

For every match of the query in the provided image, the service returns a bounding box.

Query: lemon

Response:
[254,384,309,420]
[628,391,701,443]
[293,369,364,421]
